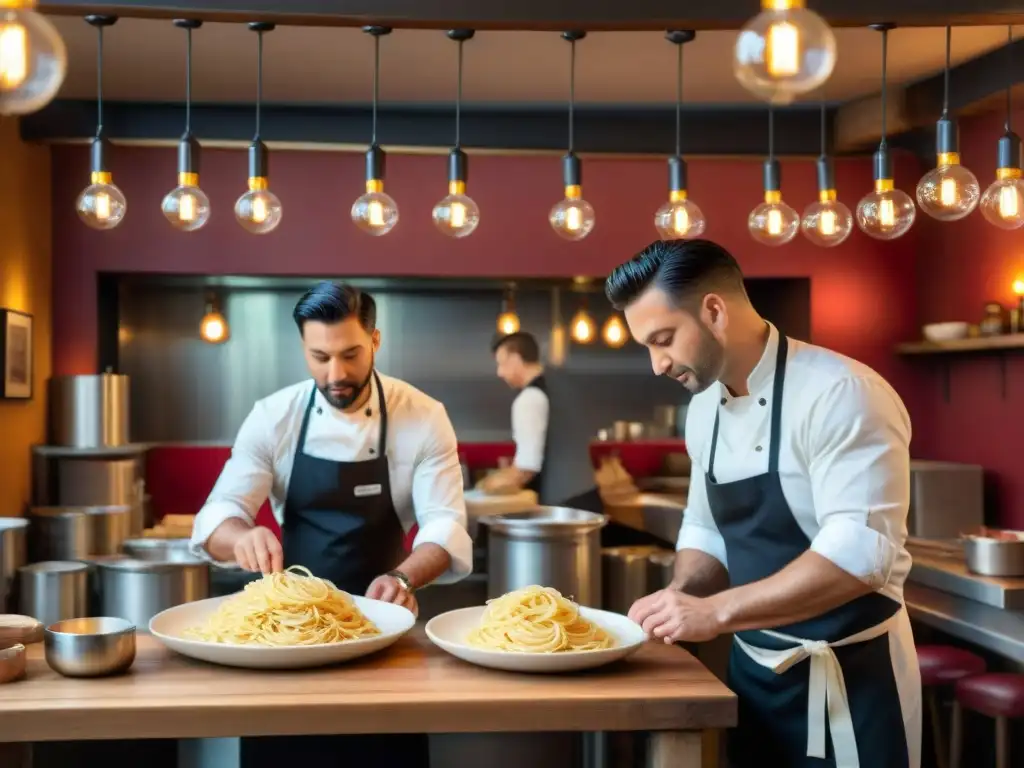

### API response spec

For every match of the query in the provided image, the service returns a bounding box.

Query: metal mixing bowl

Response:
[44,616,136,677]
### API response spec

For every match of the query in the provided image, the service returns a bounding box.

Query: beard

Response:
[666,324,724,394]
[320,354,375,410]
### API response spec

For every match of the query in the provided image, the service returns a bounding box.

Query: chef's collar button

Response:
[755,445,763,452]
[316,406,323,415]
[369,448,376,455]
[365,408,373,417]
[720,397,727,406]
[759,398,766,406]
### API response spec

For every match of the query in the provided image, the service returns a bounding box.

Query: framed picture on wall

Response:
[0,309,33,400]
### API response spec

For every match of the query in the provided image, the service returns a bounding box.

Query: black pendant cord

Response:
[819,101,826,157]
[95,24,104,137]
[455,38,464,149]
[674,42,682,157]
[568,37,576,153]
[941,25,951,119]
[1006,25,1014,133]
[768,106,775,162]
[371,33,380,146]
[185,27,193,135]
[879,27,888,151]
[255,29,263,140]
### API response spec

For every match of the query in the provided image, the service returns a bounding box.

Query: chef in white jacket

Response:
[606,240,921,768]
[190,281,471,768]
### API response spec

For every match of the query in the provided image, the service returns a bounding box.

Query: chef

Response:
[606,239,920,768]
[479,331,551,501]
[190,281,472,768]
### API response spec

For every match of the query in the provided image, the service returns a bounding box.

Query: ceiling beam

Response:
[34,0,1024,30]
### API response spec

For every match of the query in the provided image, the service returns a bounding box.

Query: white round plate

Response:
[425,605,646,673]
[149,593,415,669]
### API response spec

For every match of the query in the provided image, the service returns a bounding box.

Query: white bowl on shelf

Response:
[922,322,969,342]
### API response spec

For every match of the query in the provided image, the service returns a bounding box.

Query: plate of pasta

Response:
[425,585,646,673]
[149,566,416,669]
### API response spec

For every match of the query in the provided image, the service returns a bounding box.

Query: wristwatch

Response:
[385,569,414,593]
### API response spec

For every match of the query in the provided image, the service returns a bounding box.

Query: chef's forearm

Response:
[670,548,730,597]
[394,543,451,590]
[707,550,873,633]
[204,518,253,562]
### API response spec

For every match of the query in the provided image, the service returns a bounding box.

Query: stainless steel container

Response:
[18,561,89,627]
[57,457,139,507]
[96,557,210,630]
[48,373,130,448]
[647,550,677,591]
[482,507,607,608]
[601,546,669,615]
[86,505,132,555]
[28,507,90,561]
[0,518,28,612]
[44,617,136,677]
[122,537,195,562]
[964,536,1024,577]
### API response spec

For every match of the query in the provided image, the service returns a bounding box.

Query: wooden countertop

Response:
[0,630,736,743]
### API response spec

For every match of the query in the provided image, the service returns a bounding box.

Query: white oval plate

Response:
[425,605,646,673]
[149,594,415,669]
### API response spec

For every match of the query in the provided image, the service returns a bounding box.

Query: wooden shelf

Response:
[896,335,1024,355]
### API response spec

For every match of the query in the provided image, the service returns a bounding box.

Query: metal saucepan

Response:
[962,529,1024,578]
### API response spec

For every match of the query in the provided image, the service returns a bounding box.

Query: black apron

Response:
[241,373,429,768]
[705,335,908,768]
[521,374,553,504]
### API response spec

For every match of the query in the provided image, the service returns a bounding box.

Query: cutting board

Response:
[464,489,538,537]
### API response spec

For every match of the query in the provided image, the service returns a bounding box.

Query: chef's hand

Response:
[627,588,722,644]
[233,526,284,574]
[366,574,418,616]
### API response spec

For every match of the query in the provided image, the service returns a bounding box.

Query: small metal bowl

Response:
[44,617,136,678]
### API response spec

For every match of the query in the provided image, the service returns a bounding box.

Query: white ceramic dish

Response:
[923,321,969,342]
[149,593,415,669]
[425,605,646,673]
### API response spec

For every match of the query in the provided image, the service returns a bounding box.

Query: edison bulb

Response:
[733,2,836,104]
[654,198,707,240]
[200,311,228,344]
[496,311,520,336]
[235,188,283,234]
[76,181,126,230]
[432,193,480,238]
[980,177,1024,230]
[602,315,628,348]
[161,184,211,232]
[856,188,916,240]
[801,199,853,247]
[352,190,398,236]
[916,164,980,221]
[748,200,799,246]
[0,4,66,116]
[570,310,595,343]
[549,196,595,241]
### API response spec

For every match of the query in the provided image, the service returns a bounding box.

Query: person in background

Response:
[189,281,472,767]
[479,331,551,501]
[606,239,920,768]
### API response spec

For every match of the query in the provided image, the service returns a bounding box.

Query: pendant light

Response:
[0,0,66,115]
[748,107,799,246]
[915,27,980,221]
[601,314,628,348]
[549,31,595,241]
[235,22,282,234]
[734,0,836,105]
[570,305,596,344]
[199,293,229,344]
[351,26,398,236]
[980,26,1024,231]
[655,30,706,240]
[161,19,210,232]
[432,29,479,238]
[75,15,126,231]
[855,24,915,241]
[496,286,520,335]
[801,101,852,246]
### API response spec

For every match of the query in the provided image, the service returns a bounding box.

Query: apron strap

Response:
[296,383,318,451]
[372,370,388,457]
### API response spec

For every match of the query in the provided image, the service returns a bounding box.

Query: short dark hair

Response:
[492,331,540,363]
[604,239,746,311]
[293,282,377,333]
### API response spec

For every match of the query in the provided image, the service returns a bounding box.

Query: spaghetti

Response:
[185,565,381,646]
[465,585,614,653]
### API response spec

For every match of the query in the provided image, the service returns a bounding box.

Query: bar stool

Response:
[916,645,987,768]
[953,673,1024,768]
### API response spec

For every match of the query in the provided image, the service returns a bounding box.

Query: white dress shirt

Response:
[677,323,913,604]
[189,373,472,583]
[511,385,549,473]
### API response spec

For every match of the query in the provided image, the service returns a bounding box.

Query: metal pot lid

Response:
[122,537,191,549]
[481,506,608,537]
[0,518,29,530]
[96,556,207,573]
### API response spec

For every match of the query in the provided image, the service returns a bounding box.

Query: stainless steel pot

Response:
[122,537,194,563]
[647,550,676,591]
[96,557,210,630]
[18,561,89,627]
[0,518,28,612]
[48,373,130,448]
[482,507,607,608]
[601,546,669,615]
[964,536,1024,577]
[28,505,132,560]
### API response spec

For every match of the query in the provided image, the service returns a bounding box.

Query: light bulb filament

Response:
[497,312,520,335]
[566,205,582,232]
[767,207,783,235]
[201,315,226,343]
[819,208,837,236]
[765,21,799,77]
[251,195,267,224]
[879,197,896,228]
[999,186,1019,219]
[573,319,592,341]
[450,201,466,228]
[939,177,957,207]
[672,206,689,235]
[94,192,111,221]
[368,200,385,228]
[0,22,28,89]
[179,193,196,223]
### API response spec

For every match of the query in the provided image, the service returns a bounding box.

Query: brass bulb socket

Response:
[819,189,837,203]
[565,184,582,200]
[366,179,384,194]
[449,180,466,196]
[91,171,113,186]
[178,172,199,187]
[762,0,803,9]
[247,177,269,192]
[874,178,895,193]
[669,189,688,203]
[764,190,782,205]
[996,167,1023,181]
[937,152,961,167]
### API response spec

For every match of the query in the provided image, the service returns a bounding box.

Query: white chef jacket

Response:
[511,385,549,473]
[677,322,914,604]
[189,373,472,583]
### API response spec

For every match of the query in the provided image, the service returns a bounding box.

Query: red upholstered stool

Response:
[916,645,987,768]
[954,674,1024,768]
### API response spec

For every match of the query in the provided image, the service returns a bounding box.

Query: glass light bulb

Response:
[733,2,836,105]
[161,184,211,232]
[0,5,66,116]
[235,188,283,234]
[549,196,595,241]
[75,181,126,230]
[916,162,981,221]
[496,311,520,335]
[748,200,800,246]
[432,192,480,238]
[654,197,707,240]
[856,186,916,240]
[570,310,595,343]
[980,176,1024,230]
[351,188,398,235]
[601,315,628,348]
[801,198,853,247]
[200,311,228,344]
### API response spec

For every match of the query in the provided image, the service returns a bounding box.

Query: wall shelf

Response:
[895,334,1024,401]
